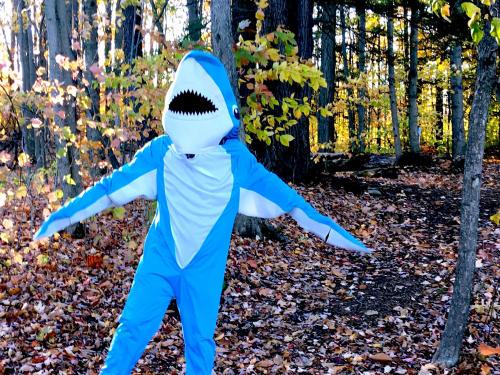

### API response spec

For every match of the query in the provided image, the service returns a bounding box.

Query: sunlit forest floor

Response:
[1,159,499,374]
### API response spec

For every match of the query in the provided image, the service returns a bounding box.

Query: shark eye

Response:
[232,105,240,120]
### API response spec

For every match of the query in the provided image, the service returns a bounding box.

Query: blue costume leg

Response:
[101,240,176,374]
[177,257,227,374]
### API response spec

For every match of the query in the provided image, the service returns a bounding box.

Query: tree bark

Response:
[435,85,444,143]
[211,0,238,95]
[387,9,402,160]
[187,0,203,41]
[408,3,420,154]
[15,0,36,161]
[83,0,107,177]
[433,3,499,367]
[45,0,83,205]
[253,0,313,183]
[115,4,143,64]
[450,42,466,162]
[356,2,367,153]
[211,0,268,237]
[318,1,336,149]
[341,6,356,153]
[231,0,257,42]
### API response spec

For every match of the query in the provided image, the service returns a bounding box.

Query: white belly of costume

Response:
[163,146,233,268]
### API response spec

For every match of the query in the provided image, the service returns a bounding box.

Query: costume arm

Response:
[34,139,161,240]
[238,147,370,253]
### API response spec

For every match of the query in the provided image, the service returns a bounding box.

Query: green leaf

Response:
[491,18,500,44]
[279,134,294,146]
[461,2,481,19]
[56,147,67,159]
[62,126,73,140]
[471,23,485,44]
[112,207,126,219]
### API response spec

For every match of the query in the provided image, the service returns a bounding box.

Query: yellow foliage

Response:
[490,210,500,225]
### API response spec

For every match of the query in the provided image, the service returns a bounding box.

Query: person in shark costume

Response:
[34,50,371,374]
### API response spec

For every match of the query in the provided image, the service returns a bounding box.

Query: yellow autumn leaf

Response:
[267,48,280,62]
[2,218,13,230]
[0,232,10,243]
[66,85,78,97]
[12,252,23,264]
[18,152,30,167]
[63,174,76,186]
[15,186,27,199]
[490,210,500,225]
[441,4,451,19]
[257,0,268,9]
[309,115,318,129]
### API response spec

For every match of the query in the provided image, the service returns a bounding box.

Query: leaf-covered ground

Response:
[1,160,498,374]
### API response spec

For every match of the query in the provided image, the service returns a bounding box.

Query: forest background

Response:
[0,0,499,373]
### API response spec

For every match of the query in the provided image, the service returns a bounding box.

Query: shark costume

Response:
[34,50,370,374]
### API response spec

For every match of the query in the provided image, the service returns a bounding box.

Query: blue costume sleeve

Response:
[34,138,164,240]
[237,145,370,253]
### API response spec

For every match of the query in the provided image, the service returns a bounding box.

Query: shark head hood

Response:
[162,50,240,154]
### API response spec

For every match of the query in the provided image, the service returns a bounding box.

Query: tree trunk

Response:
[254,0,312,183]
[408,4,420,153]
[122,5,143,64]
[286,0,312,180]
[356,3,366,153]
[211,0,267,238]
[450,42,466,162]
[115,5,143,64]
[403,5,409,109]
[387,10,402,160]
[211,0,238,94]
[435,85,444,143]
[187,0,203,41]
[318,1,336,149]
[341,6,356,153]
[231,0,256,42]
[15,0,36,161]
[433,5,498,367]
[83,0,107,177]
[45,0,83,205]
[36,3,48,169]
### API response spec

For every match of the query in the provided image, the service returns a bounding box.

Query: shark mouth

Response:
[168,90,218,115]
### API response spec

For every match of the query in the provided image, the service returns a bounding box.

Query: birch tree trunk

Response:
[45,0,83,209]
[433,3,499,367]
[318,1,336,149]
[450,43,466,162]
[356,3,366,153]
[408,4,420,154]
[387,9,402,160]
